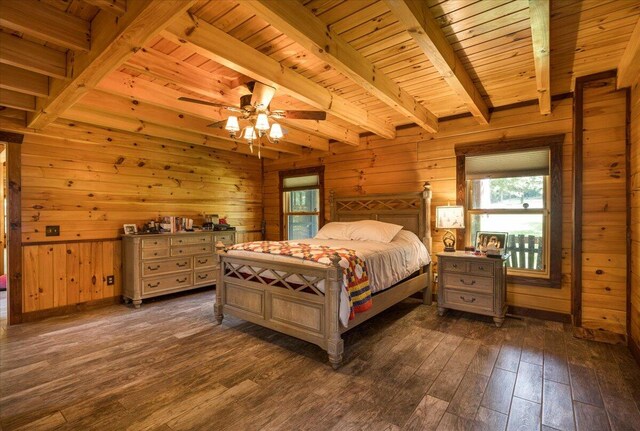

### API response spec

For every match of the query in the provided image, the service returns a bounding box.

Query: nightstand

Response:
[436,251,507,327]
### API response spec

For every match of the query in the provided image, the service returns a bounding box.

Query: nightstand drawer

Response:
[443,274,493,293]
[444,289,493,311]
[442,259,466,273]
[469,262,493,276]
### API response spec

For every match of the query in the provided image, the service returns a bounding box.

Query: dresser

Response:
[436,251,507,327]
[122,231,235,307]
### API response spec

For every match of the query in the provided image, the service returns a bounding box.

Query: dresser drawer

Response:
[214,233,234,246]
[194,269,217,285]
[141,237,169,249]
[442,259,466,273]
[171,235,211,246]
[142,257,191,277]
[171,244,213,257]
[444,289,493,311]
[143,273,193,295]
[443,273,493,293]
[194,255,216,269]
[469,262,493,276]
[142,247,170,260]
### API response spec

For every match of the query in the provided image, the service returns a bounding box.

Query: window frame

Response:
[279,166,325,240]
[455,135,564,288]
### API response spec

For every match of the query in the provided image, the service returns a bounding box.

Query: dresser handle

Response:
[198,274,208,280]
[198,259,208,264]
[147,265,160,271]
[478,266,484,270]
[460,279,476,286]
[176,277,188,283]
[147,282,160,288]
[452,264,458,268]
[460,296,476,303]
[176,262,188,268]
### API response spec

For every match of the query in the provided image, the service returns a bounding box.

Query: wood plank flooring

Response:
[1,289,640,431]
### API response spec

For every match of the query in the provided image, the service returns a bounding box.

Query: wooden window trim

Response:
[278,166,325,241]
[455,134,564,288]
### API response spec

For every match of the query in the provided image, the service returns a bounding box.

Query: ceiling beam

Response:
[164,14,396,139]
[60,106,279,159]
[0,32,67,80]
[27,0,197,130]
[0,64,48,98]
[617,16,640,89]
[0,89,36,112]
[529,0,551,114]
[384,0,490,124]
[76,90,308,155]
[82,0,127,17]
[0,0,90,52]
[243,0,438,133]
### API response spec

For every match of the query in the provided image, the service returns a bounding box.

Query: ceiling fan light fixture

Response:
[225,115,240,133]
[255,113,270,132]
[269,123,284,141]
[243,125,257,141]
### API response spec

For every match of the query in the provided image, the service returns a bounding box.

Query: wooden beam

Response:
[0,64,48,98]
[529,0,551,114]
[0,89,36,112]
[384,0,490,124]
[164,14,396,139]
[0,0,90,52]
[82,0,127,17]
[282,120,360,147]
[5,137,23,325]
[617,16,640,89]
[243,0,438,133]
[0,33,67,79]
[76,90,308,155]
[60,106,280,159]
[27,0,197,130]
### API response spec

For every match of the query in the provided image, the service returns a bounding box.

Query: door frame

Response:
[0,132,23,325]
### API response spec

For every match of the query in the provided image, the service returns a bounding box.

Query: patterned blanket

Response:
[228,241,372,319]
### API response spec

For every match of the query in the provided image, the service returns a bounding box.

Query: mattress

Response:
[225,230,431,327]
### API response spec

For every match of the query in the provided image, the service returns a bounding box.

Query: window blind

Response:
[283,174,319,189]
[465,148,550,179]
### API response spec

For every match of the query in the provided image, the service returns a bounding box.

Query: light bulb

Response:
[269,123,284,140]
[225,116,239,132]
[255,113,270,131]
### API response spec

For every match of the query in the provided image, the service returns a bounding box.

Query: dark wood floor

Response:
[1,289,639,431]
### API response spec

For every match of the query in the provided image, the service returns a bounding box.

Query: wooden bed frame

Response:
[214,183,433,368]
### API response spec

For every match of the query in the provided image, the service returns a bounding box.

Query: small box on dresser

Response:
[122,231,235,308]
[436,251,507,327]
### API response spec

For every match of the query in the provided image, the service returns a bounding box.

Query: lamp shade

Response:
[224,116,240,132]
[243,125,257,140]
[269,123,283,140]
[255,113,270,131]
[436,205,465,229]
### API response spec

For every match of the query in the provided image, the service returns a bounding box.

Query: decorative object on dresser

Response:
[437,251,507,327]
[435,205,464,252]
[475,231,508,256]
[123,224,137,235]
[122,231,235,308]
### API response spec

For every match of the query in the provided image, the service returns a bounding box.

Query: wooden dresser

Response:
[436,251,507,327]
[122,231,235,307]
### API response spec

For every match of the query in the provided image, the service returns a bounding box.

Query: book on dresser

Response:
[122,231,235,308]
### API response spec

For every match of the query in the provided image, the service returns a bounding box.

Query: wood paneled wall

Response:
[631,77,640,351]
[20,133,263,314]
[264,99,575,314]
[578,76,629,335]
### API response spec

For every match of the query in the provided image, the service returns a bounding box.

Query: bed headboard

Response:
[329,182,433,254]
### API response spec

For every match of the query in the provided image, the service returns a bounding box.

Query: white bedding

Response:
[225,230,431,327]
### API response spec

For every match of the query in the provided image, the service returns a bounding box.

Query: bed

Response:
[214,183,433,368]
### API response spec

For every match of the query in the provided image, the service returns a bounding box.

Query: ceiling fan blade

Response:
[250,82,276,110]
[278,110,327,120]
[178,97,246,114]
[207,120,227,128]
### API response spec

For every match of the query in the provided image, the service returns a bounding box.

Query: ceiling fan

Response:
[178,81,326,152]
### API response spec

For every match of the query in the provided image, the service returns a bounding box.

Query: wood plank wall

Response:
[264,99,575,314]
[579,76,628,335]
[20,133,263,314]
[631,77,640,351]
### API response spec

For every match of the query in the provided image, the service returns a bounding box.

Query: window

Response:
[456,136,563,287]
[279,167,324,240]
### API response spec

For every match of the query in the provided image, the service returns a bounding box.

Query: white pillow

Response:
[348,220,403,243]
[314,222,352,240]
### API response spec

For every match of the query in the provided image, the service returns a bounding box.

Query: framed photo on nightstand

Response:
[475,231,508,255]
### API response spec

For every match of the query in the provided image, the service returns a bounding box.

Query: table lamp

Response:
[435,205,465,252]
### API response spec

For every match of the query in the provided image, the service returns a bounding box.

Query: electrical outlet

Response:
[106,275,115,285]
[45,225,60,236]
[434,273,439,284]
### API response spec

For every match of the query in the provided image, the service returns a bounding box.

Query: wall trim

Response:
[507,305,571,323]
[20,297,122,323]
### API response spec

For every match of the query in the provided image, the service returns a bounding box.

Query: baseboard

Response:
[573,326,627,345]
[20,297,122,323]
[507,305,572,323]
[630,336,640,366]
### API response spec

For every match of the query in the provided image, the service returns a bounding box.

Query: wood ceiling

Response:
[0,0,639,159]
